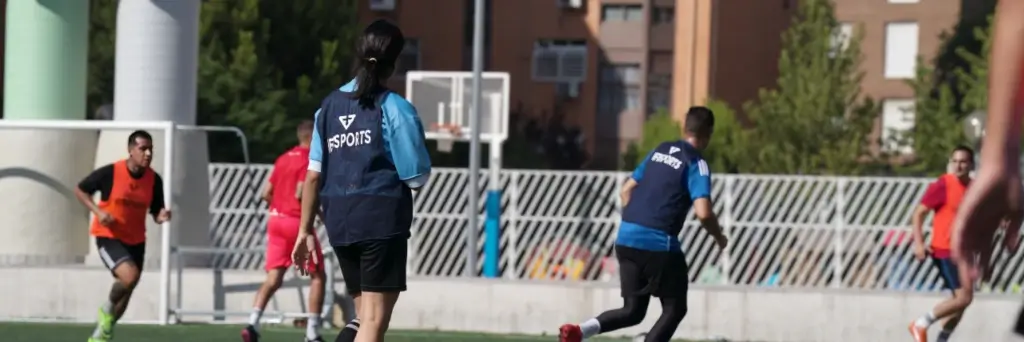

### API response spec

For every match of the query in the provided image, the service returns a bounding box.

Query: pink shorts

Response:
[266,215,323,272]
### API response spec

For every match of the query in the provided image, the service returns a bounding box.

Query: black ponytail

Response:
[353,20,406,108]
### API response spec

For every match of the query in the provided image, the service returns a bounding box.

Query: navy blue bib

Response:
[621,141,700,236]
[317,90,413,245]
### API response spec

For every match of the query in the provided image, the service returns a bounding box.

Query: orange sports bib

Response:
[89,160,155,244]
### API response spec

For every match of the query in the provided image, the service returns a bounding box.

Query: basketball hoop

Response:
[432,124,462,153]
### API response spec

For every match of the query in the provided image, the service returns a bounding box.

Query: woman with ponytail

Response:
[292,19,431,342]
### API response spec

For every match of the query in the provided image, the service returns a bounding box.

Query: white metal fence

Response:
[207,164,1024,293]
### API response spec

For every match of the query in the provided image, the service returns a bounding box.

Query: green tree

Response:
[198,0,357,162]
[624,109,681,169]
[703,99,748,173]
[87,0,117,117]
[742,0,876,175]
[623,102,748,172]
[954,15,993,115]
[894,63,965,176]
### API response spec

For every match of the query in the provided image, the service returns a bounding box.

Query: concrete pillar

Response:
[90,0,210,268]
[0,0,94,265]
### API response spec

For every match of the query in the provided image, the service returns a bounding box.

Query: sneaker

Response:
[92,307,114,341]
[305,337,325,342]
[908,322,927,342]
[559,324,582,342]
[241,325,260,342]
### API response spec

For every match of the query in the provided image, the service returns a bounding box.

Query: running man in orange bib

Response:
[908,146,975,342]
[75,131,171,342]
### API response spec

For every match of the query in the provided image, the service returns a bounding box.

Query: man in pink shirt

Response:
[242,121,326,342]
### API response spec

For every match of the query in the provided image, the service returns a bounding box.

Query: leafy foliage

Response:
[197,0,357,162]
[702,99,747,173]
[894,63,966,176]
[740,0,877,175]
[624,110,680,170]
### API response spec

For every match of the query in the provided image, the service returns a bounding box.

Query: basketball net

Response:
[434,124,461,153]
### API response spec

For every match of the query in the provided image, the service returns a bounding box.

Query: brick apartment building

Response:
[360,0,793,168]
[360,0,978,168]
[0,1,970,166]
[832,0,972,154]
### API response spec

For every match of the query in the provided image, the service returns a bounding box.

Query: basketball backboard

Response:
[405,71,510,143]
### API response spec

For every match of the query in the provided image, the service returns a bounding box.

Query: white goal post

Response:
[0,119,250,325]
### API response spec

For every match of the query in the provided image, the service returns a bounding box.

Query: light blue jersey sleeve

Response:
[631,150,655,181]
[686,158,712,200]
[308,109,324,172]
[382,93,432,188]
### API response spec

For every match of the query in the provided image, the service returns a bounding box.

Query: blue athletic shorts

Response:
[931,256,961,291]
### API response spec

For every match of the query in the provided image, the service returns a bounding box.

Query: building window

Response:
[395,39,421,77]
[598,64,642,113]
[884,22,918,79]
[829,22,853,58]
[652,6,674,24]
[602,4,643,22]
[882,99,915,154]
[532,40,587,82]
[646,73,671,113]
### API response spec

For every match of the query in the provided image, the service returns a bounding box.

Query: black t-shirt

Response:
[78,163,165,215]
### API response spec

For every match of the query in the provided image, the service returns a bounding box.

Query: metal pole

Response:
[483,93,503,277]
[159,122,176,325]
[467,0,485,277]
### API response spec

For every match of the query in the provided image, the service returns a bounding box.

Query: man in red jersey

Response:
[242,121,326,342]
[908,146,975,342]
[950,1,1024,341]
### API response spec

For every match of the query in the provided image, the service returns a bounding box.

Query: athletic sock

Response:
[579,318,601,338]
[914,311,936,328]
[306,314,321,340]
[335,318,360,342]
[101,300,115,315]
[248,308,263,330]
[937,329,953,342]
[92,301,116,338]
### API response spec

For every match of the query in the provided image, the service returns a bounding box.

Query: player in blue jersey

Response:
[291,19,431,342]
[559,107,728,342]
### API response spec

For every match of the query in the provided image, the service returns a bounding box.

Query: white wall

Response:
[0,266,1018,342]
[0,132,97,265]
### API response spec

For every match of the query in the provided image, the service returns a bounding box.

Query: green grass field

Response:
[0,322,701,342]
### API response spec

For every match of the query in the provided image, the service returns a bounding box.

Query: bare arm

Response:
[74,187,102,216]
[620,178,638,208]
[298,171,321,236]
[261,181,273,203]
[910,204,930,247]
[75,165,113,216]
[693,198,724,239]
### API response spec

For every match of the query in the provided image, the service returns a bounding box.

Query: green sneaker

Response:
[90,307,114,341]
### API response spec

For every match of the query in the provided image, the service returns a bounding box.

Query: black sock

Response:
[334,318,360,342]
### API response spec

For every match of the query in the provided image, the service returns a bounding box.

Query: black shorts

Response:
[95,237,146,274]
[616,245,689,298]
[334,238,408,294]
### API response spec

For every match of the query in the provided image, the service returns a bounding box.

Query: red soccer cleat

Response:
[241,325,260,342]
[559,324,582,342]
[908,322,927,342]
